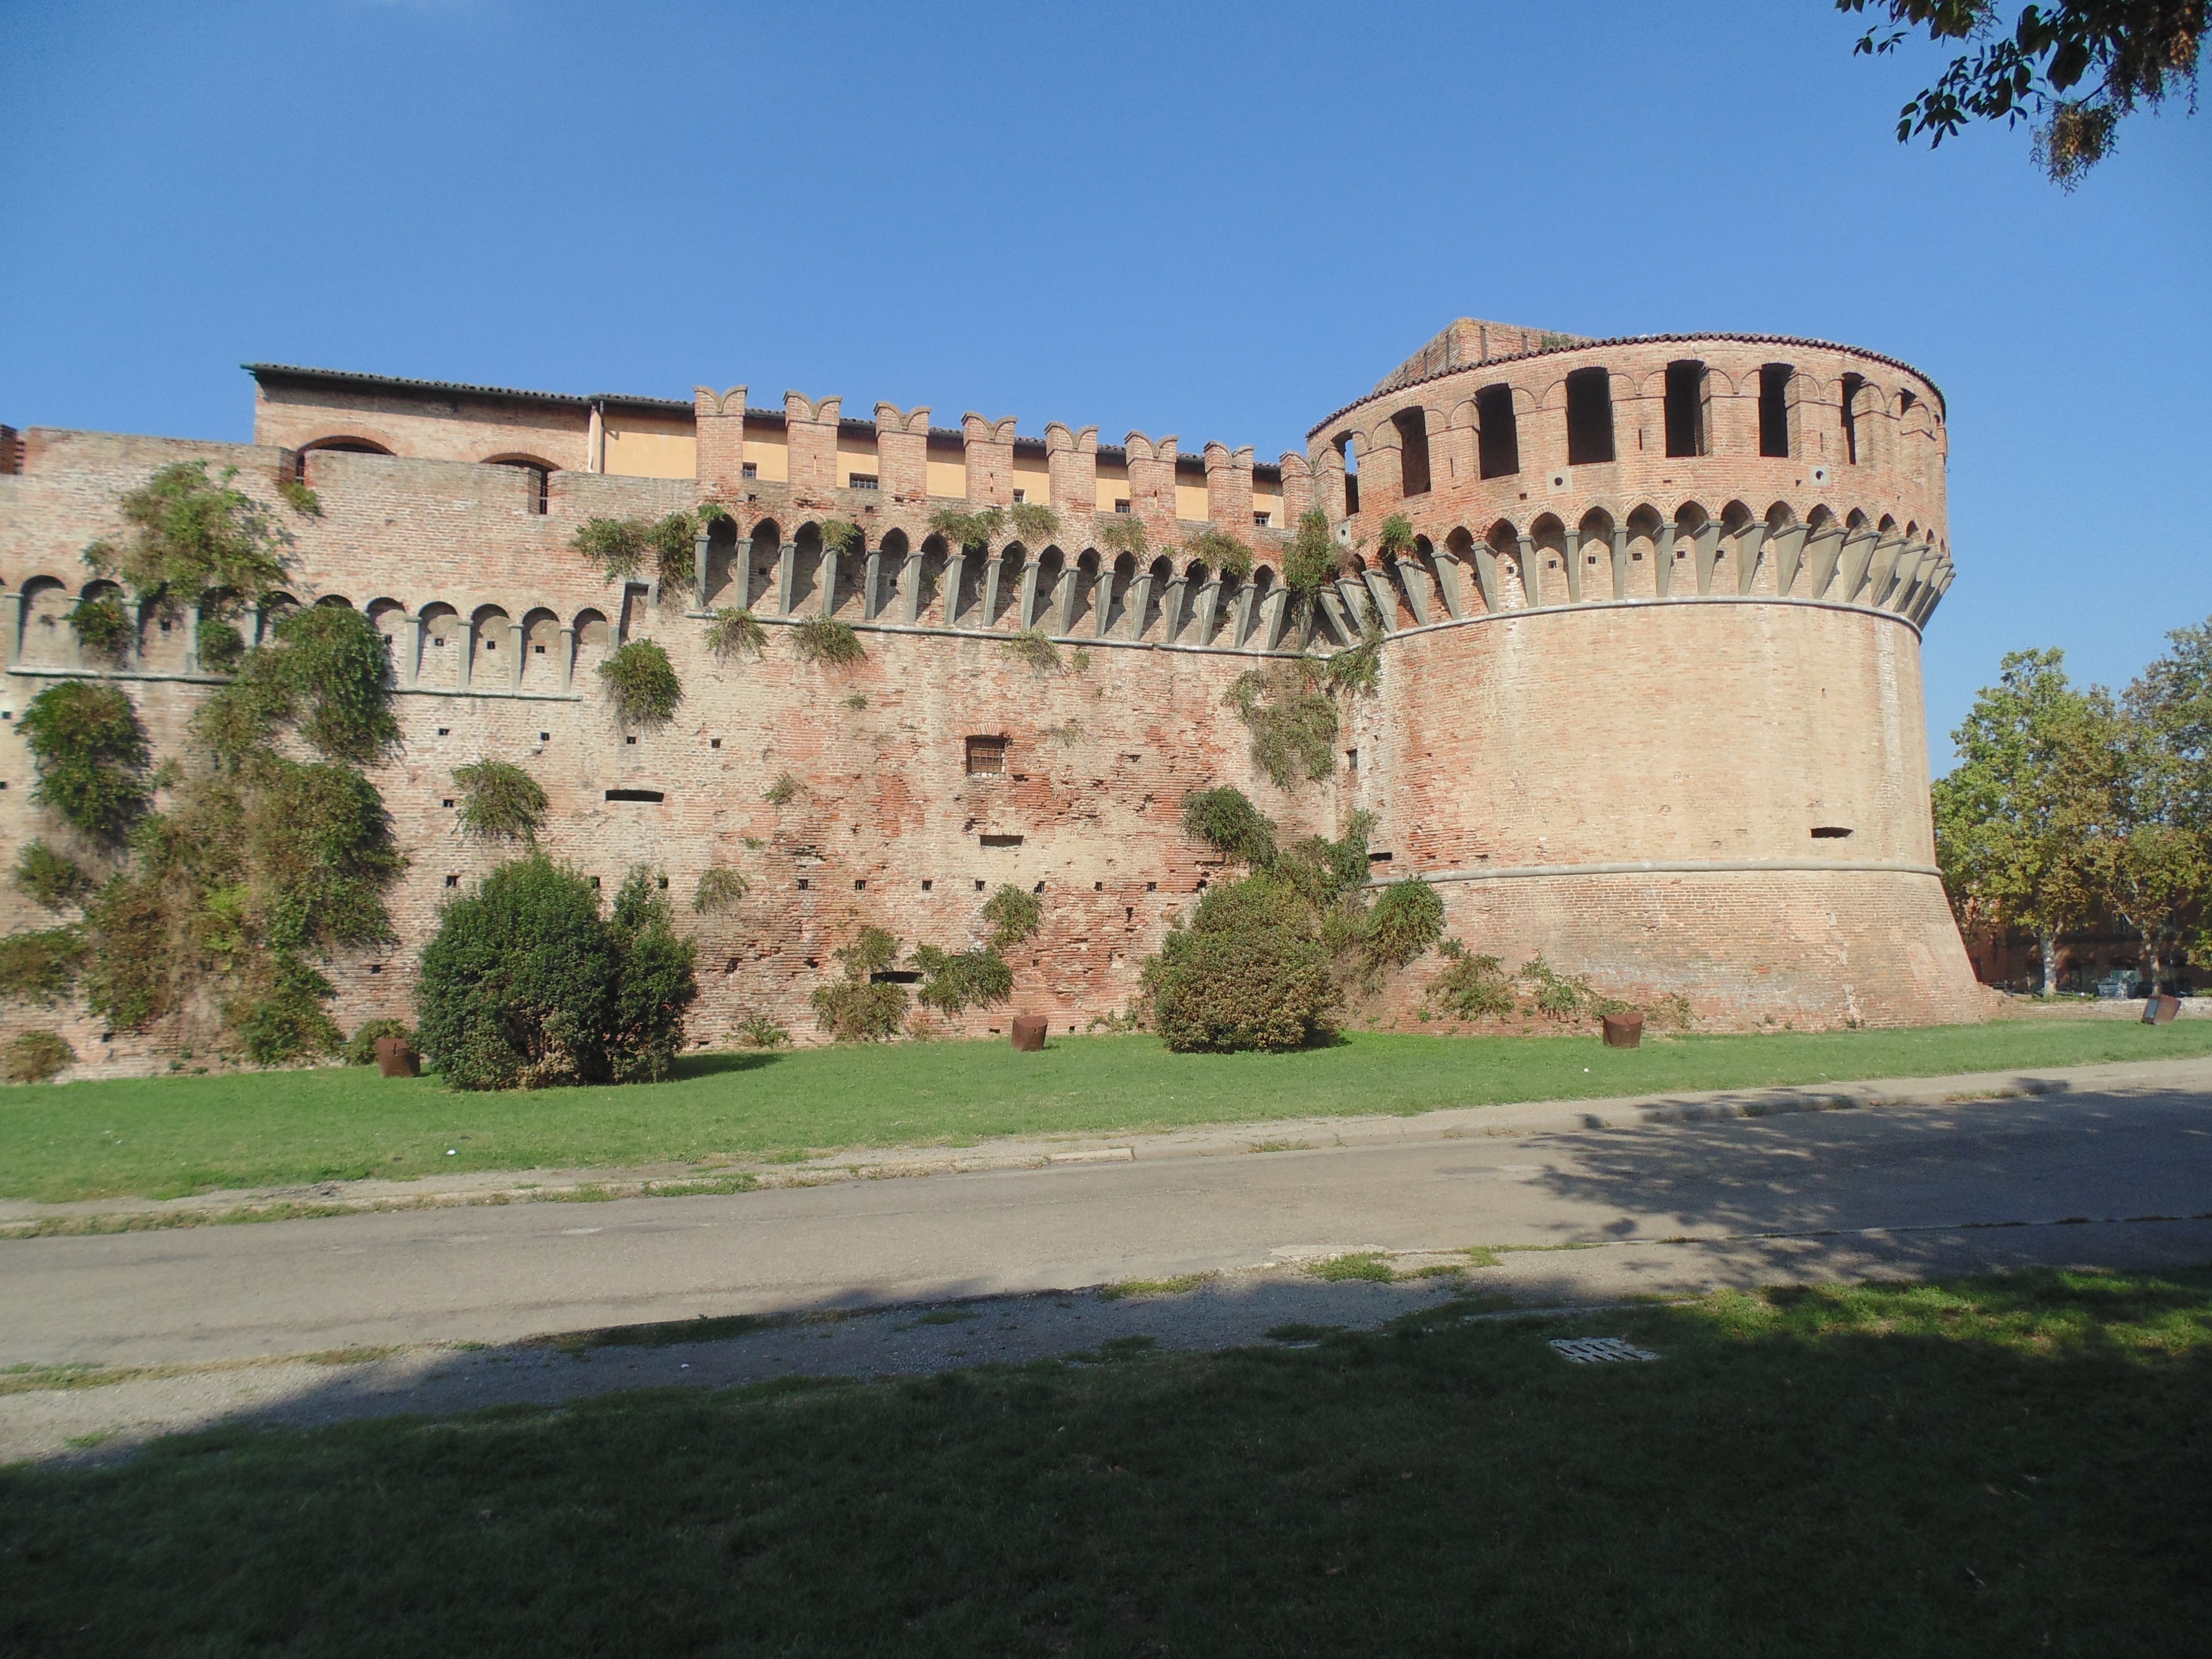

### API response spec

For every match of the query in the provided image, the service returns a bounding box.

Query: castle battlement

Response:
[0,321,1982,1071]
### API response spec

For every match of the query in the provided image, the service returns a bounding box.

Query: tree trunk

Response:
[2039,931,2059,998]
[2143,940,2165,994]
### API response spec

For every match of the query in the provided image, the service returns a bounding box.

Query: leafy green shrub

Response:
[343,1017,416,1066]
[1321,631,1382,696]
[1274,810,1373,908]
[734,1014,790,1049]
[1144,919,1339,1052]
[1375,513,1418,560]
[764,772,804,806]
[416,856,695,1088]
[791,616,865,666]
[1645,991,1695,1031]
[597,639,683,725]
[196,616,245,673]
[693,867,749,914]
[1225,661,1339,790]
[1516,957,1628,1021]
[928,505,1004,552]
[81,461,288,604]
[911,944,1013,1014]
[276,478,322,516]
[1183,528,1253,580]
[452,760,547,842]
[1007,503,1060,545]
[706,607,767,660]
[573,512,699,589]
[809,926,908,1041]
[982,884,1042,950]
[13,840,93,912]
[1001,628,1062,672]
[230,952,343,1065]
[1096,516,1148,559]
[1180,786,1277,866]
[196,604,399,766]
[18,681,151,846]
[70,592,132,663]
[1363,879,1443,971]
[1423,941,1517,1021]
[1283,510,1339,597]
[0,928,90,1004]
[607,866,700,1083]
[3,1030,74,1084]
[820,518,865,557]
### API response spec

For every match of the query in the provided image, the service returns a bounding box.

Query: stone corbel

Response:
[1692,520,1722,597]
[778,543,798,615]
[1609,527,1631,600]
[902,547,926,624]
[1561,528,1583,604]
[1516,534,1541,608]
[1733,522,1770,596]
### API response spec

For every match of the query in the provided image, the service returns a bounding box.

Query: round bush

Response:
[1146,926,1339,1053]
[18,680,150,846]
[416,857,622,1089]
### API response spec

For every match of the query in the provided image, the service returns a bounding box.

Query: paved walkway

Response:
[3,1055,2207,1463]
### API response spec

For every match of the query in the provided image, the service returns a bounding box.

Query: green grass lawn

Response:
[6,1020,2210,1205]
[3,1267,2206,1656]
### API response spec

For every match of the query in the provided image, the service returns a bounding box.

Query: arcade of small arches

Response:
[0,578,617,699]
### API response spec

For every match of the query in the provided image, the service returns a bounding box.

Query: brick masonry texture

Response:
[0,324,1980,1069]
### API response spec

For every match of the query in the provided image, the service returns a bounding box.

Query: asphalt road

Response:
[7,1077,2209,1372]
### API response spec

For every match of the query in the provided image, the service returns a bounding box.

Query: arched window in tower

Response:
[1565,368,1615,465]
[1336,431,1359,514]
[1663,361,1708,459]
[1391,408,1430,497]
[1475,384,1519,479]
[1759,364,1794,459]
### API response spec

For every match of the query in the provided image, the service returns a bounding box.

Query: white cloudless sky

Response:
[3,0,2206,767]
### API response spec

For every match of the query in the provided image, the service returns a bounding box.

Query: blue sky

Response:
[3,1,2206,766]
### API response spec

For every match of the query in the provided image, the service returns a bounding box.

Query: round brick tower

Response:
[1309,326,1978,1027]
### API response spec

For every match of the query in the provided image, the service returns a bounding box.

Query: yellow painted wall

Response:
[743,427,789,483]
[837,431,880,488]
[926,455,967,498]
[603,426,698,480]
[1093,456,1130,515]
[1175,481,1210,521]
[1012,453,1052,505]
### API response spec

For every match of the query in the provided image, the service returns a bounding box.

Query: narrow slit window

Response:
[1476,385,1520,479]
[1759,363,1793,458]
[605,788,665,802]
[1810,825,1853,839]
[980,833,1024,847]
[1337,433,1360,514]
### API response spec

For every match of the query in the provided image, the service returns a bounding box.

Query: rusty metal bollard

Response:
[1601,1011,1643,1049]
[374,1035,421,1077]
[1010,1015,1048,1052]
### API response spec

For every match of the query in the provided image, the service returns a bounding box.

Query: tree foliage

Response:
[13,840,93,912]
[1933,647,2108,993]
[706,607,768,661]
[982,884,1043,950]
[573,512,700,589]
[1180,786,1278,867]
[928,506,1005,553]
[1282,510,1340,599]
[1182,528,1253,580]
[911,944,1014,1014]
[1838,1,2205,185]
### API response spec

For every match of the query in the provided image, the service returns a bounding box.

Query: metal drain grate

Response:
[1550,1336,1660,1364]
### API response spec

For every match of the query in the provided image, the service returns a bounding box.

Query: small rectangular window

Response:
[1011,488,1025,504]
[1476,385,1520,478]
[965,735,1007,775]
[445,874,459,888]
[1252,512,1270,528]
[848,474,878,491]
[533,643,546,654]
[1113,499,1131,515]
[741,462,758,479]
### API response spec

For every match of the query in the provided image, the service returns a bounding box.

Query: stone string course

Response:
[0,323,1981,1070]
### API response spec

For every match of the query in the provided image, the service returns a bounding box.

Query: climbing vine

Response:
[597,639,684,725]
